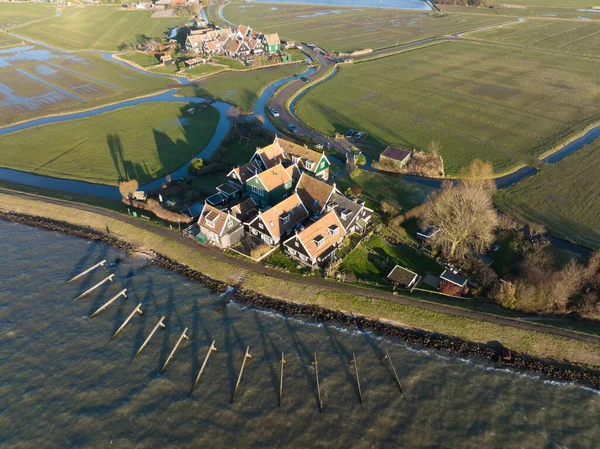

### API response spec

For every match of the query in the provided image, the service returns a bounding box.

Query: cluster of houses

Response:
[194,136,373,268]
[185,23,285,60]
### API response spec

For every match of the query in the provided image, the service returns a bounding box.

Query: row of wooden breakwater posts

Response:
[67,261,406,410]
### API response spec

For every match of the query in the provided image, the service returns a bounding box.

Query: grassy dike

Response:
[2,190,600,371]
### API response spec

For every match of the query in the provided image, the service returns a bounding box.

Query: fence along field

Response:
[496,140,600,249]
[0,47,171,126]
[294,40,600,176]
[223,3,509,53]
[15,5,187,51]
[472,18,600,57]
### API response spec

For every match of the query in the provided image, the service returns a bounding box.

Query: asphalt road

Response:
[3,187,600,347]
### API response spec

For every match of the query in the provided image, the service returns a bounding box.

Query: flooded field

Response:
[2,220,600,448]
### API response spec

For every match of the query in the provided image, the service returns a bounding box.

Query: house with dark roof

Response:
[439,270,469,297]
[325,192,372,235]
[230,197,258,224]
[227,159,263,186]
[379,146,412,169]
[295,172,336,215]
[387,265,419,289]
[283,211,346,266]
[246,193,309,245]
[245,163,295,208]
[198,203,244,249]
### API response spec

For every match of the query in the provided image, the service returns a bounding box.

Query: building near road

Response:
[197,203,244,248]
[245,163,295,208]
[387,265,419,289]
[439,270,468,297]
[379,146,412,169]
[246,193,309,245]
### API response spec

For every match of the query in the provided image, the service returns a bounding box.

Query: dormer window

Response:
[292,155,301,164]
[205,212,218,228]
[328,224,339,237]
[327,201,337,212]
[314,235,325,248]
[305,160,314,170]
[339,207,351,220]
[313,199,319,208]
[280,213,290,225]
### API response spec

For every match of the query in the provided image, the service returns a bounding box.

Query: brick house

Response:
[379,146,412,169]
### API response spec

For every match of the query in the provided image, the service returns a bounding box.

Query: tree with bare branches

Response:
[119,179,139,203]
[420,160,498,260]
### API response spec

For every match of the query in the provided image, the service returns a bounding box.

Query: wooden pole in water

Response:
[160,327,190,373]
[67,260,106,283]
[351,352,362,404]
[112,303,143,339]
[383,348,404,396]
[135,316,166,357]
[231,346,252,403]
[312,352,323,413]
[90,289,127,318]
[74,274,114,300]
[279,352,286,407]
[190,340,217,395]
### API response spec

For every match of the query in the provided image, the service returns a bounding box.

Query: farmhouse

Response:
[263,33,281,53]
[387,265,419,289]
[198,203,244,249]
[231,197,258,223]
[246,193,309,245]
[278,137,330,180]
[251,140,286,169]
[283,211,346,267]
[325,192,372,235]
[245,163,294,208]
[379,146,412,169]
[439,270,468,297]
[295,172,336,215]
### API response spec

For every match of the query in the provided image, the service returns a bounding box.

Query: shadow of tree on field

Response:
[106,133,147,182]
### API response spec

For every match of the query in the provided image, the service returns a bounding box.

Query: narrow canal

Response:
[2,220,600,448]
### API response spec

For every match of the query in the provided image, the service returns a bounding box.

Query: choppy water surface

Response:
[1,220,600,448]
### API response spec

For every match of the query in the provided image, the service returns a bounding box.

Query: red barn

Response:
[439,270,468,297]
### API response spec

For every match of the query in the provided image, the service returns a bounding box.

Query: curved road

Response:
[3,186,600,347]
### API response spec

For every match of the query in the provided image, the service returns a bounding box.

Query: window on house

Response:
[305,160,314,170]
[292,156,301,164]
[314,235,325,248]
[259,222,264,229]
[251,185,263,196]
[228,220,233,229]
[295,241,299,247]
[328,225,339,237]
[281,213,290,225]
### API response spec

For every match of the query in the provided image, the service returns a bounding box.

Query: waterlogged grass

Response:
[295,40,600,175]
[0,50,172,126]
[0,2,56,27]
[181,63,304,112]
[440,5,600,19]
[496,140,600,248]
[1,192,600,367]
[473,18,600,57]
[0,102,219,185]
[223,3,509,53]
[16,5,187,51]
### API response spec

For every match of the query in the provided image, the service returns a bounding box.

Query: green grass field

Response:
[119,51,159,68]
[473,17,600,56]
[0,49,172,126]
[0,2,56,27]
[223,3,509,53]
[341,234,442,283]
[181,63,304,112]
[440,5,600,19]
[16,6,187,51]
[496,139,600,248]
[0,102,219,185]
[183,63,226,79]
[295,40,600,175]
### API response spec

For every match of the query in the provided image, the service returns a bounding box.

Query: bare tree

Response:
[427,141,441,157]
[420,161,498,260]
[119,179,139,203]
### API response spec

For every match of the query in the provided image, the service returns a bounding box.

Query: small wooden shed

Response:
[439,270,468,297]
[387,265,419,289]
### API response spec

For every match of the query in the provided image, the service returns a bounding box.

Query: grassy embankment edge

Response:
[1,190,600,368]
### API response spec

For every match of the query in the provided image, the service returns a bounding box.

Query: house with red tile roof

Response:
[198,203,244,249]
[246,193,309,245]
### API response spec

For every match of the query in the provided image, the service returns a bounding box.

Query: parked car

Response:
[288,124,299,133]
[300,76,310,83]
[344,129,354,139]
[354,131,365,140]
[270,108,280,118]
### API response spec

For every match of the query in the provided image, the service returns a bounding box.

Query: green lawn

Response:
[183,63,226,79]
[496,139,600,248]
[0,102,219,185]
[16,5,187,51]
[341,234,442,283]
[223,3,510,53]
[181,63,304,112]
[119,51,159,68]
[336,170,434,214]
[0,50,172,126]
[0,32,23,48]
[149,63,181,75]
[473,18,600,57]
[0,2,56,27]
[210,56,248,70]
[295,40,600,175]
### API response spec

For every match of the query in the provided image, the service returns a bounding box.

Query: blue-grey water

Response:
[2,220,600,448]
